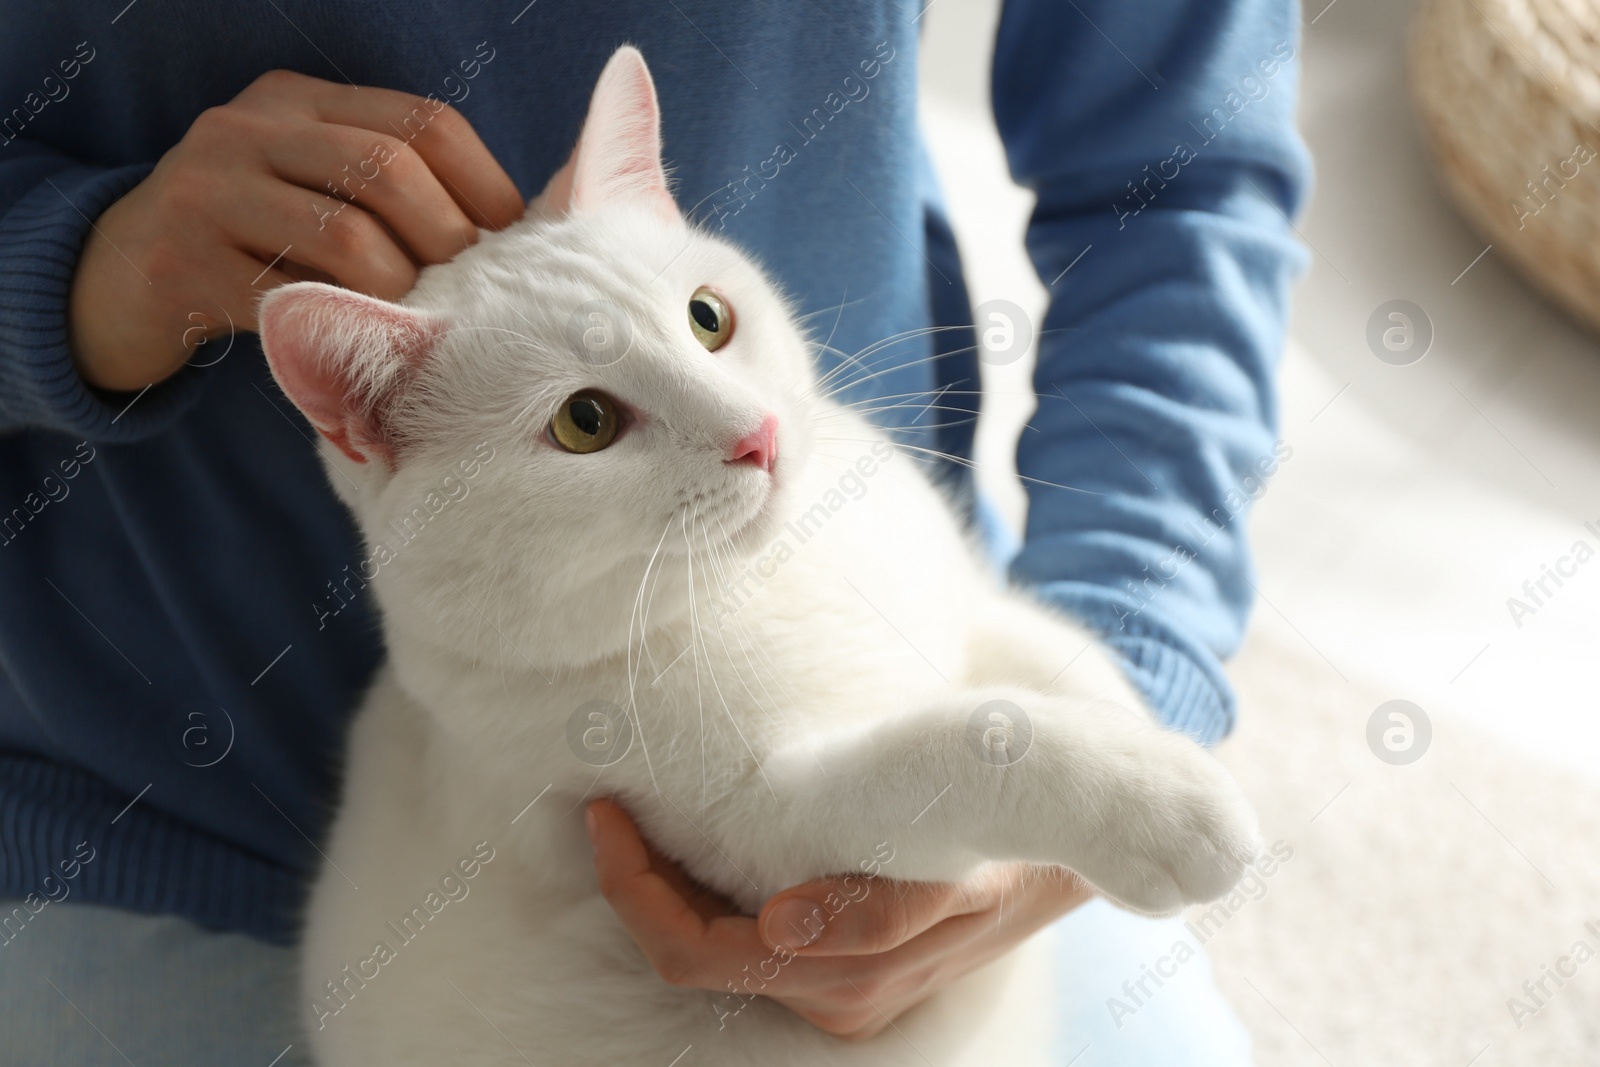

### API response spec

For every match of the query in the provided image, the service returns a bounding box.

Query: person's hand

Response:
[67,68,525,392]
[586,798,1093,1040]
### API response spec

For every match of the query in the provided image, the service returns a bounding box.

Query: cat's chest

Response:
[415,438,985,822]
[632,462,979,746]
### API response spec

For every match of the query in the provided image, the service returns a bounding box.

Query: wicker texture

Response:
[1410,0,1600,332]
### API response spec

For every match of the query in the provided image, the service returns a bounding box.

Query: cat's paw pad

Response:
[1077,742,1260,915]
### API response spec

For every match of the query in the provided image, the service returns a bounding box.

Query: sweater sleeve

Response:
[0,139,210,439]
[992,0,1312,744]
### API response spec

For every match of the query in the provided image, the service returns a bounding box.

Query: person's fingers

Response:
[226,176,419,301]
[276,259,337,286]
[588,799,767,987]
[758,870,1001,956]
[277,77,524,230]
[764,878,1090,1037]
[393,104,525,230]
[587,800,957,1000]
[755,920,994,1038]
[264,124,479,266]
[191,246,296,343]
[589,802,1094,1028]
[589,798,737,922]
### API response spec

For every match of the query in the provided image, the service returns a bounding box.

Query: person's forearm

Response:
[992,0,1311,741]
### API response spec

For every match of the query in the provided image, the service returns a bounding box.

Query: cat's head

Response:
[259,47,818,668]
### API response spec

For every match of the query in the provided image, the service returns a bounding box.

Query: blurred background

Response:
[919,0,1600,1062]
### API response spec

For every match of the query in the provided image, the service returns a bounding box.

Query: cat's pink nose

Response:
[727,415,778,473]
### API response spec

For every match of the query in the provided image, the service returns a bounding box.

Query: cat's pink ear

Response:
[563,46,679,221]
[258,283,442,469]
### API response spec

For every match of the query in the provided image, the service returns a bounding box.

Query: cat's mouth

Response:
[723,475,779,547]
[676,464,780,556]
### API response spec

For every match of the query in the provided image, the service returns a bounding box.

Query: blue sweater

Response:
[0,0,1308,943]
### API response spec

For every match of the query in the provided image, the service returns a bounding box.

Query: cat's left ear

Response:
[258,282,442,470]
[546,46,678,222]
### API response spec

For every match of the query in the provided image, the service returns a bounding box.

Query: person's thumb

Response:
[758,875,984,957]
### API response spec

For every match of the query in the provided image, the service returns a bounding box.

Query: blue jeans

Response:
[0,894,1251,1065]
[1042,898,1254,1065]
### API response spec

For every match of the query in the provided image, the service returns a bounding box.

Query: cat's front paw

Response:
[1065,733,1261,915]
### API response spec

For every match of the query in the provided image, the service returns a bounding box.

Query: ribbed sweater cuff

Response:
[0,755,305,946]
[0,161,214,440]
[1101,631,1233,746]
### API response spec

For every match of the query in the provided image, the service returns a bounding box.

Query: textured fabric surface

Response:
[0,892,1252,1067]
[0,895,310,1067]
[1203,611,1600,1065]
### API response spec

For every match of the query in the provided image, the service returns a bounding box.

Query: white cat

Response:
[260,46,1260,1067]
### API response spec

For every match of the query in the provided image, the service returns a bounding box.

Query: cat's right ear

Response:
[543,46,678,222]
[258,282,442,470]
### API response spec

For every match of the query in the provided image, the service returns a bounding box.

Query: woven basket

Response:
[1410,0,1600,332]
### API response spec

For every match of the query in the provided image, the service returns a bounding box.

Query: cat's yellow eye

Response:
[688,287,733,352]
[550,390,621,454]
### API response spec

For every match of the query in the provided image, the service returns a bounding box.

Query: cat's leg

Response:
[749,685,1259,916]
[962,586,1151,708]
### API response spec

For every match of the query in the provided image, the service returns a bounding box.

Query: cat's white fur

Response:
[260,47,1259,1067]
